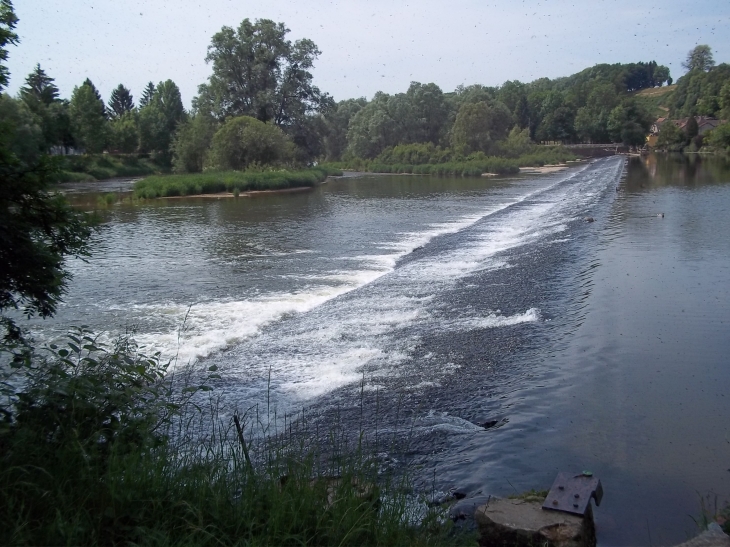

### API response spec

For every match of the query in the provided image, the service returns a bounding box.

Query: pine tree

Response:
[139,82,156,108]
[82,78,107,118]
[0,0,18,91]
[20,64,59,105]
[108,84,134,118]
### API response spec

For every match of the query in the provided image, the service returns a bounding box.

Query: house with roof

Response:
[646,116,723,147]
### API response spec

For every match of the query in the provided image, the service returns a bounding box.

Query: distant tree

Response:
[323,97,367,161]
[684,116,699,140]
[0,93,44,162]
[206,115,292,170]
[0,0,18,91]
[451,100,513,154]
[656,121,685,151]
[80,78,107,119]
[20,64,59,105]
[607,99,652,146]
[139,81,155,108]
[682,45,715,73]
[138,79,185,161]
[498,126,533,157]
[108,84,134,119]
[69,81,108,153]
[200,18,331,156]
[171,114,217,173]
[109,112,137,153]
[653,65,671,86]
[705,123,730,152]
[718,82,730,119]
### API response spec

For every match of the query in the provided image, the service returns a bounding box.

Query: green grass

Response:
[0,330,472,546]
[323,147,577,177]
[54,154,169,183]
[134,167,342,199]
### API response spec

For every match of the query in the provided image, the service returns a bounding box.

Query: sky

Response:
[5,0,730,108]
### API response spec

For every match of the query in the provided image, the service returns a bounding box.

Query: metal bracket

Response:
[542,471,603,517]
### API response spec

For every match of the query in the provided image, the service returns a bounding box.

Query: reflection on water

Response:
[42,155,730,546]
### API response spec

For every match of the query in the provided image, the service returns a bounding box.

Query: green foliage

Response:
[0,93,44,162]
[672,63,730,117]
[57,154,165,181]
[171,114,217,173]
[498,126,534,157]
[107,83,134,119]
[134,166,339,198]
[656,121,686,151]
[683,45,715,73]
[108,112,138,153]
[706,123,730,153]
[0,149,93,339]
[323,97,367,161]
[69,81,109,153]
[207,115,293,171]
[607,99,653,146]
[201,18,330,127]
[138,79,185,163]
[19,63,59,105]
[0,329,463,546]
[0,0,17,91]
[452,100,513,154]
[139,81,155,108]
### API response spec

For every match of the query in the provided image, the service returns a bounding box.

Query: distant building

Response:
[646,116,723,147]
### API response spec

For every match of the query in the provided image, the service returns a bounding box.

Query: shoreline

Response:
[158,185,316,199]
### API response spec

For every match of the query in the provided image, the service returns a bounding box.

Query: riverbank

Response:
[55,154,168,182]
[133,166,342,199]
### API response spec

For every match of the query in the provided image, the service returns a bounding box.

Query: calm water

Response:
[45,155,730,545]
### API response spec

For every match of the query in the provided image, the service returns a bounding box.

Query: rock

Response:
[584,217,595,223]
[673,523,730,547]
[475,497,596,547]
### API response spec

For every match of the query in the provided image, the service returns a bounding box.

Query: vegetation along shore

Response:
[2,0,730,542]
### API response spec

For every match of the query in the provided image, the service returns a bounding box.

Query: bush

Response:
[0,329,463,546]
[207,116,294,171]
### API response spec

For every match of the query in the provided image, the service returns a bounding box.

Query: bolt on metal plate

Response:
[542,471,603,517]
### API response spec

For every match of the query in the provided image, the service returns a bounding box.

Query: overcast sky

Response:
[6,0,730,107]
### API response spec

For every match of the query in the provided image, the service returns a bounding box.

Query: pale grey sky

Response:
[6,0,730,107]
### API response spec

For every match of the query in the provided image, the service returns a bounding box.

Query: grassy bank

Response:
[134,166,342,199]
[0,330,470,546]
[55,154,169,183]
[324,147,577,177]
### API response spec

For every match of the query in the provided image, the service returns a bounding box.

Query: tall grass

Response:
[322,146,577,177]
[0,329,465,546]
[55,154,167,182]
[134,167,342,199]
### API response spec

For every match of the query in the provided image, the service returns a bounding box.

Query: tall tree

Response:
[20,64,59,105]
[682,45,715,72]
[108,84,134,119]
[69,81,108,153]
[201,19,330,131]
[138,79,185,161]
[0,0,18,91]
[82,78,107,118]
[139,81,156,108]
[451,100,513,154]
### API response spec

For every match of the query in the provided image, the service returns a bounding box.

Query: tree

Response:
[323,98,367,160]
[139,81,155,108]
[656,121,685,151]
[0,0,17,91]
[109,112,137,153]
[451,100,513,155]
[108,84,134,119]
[201,19,331,133]
[685,116,699,140]
[206,115,292,171]
[20,64,59,105]
[682,45,715,72]
[171,114,217,173]
[0,93,44,162]
[653,65,671,86]
[82,78,107,118]
[69,81,108,153]
[138,79,185,161]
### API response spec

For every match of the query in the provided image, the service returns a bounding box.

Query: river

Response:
[44,154,730,546]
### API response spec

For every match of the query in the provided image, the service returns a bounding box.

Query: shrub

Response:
[206,116,294,171]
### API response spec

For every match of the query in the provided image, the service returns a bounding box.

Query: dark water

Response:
[48,155,730,545]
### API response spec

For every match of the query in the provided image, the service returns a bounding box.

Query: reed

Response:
[134,167,342,199]
[0,329,469,546]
